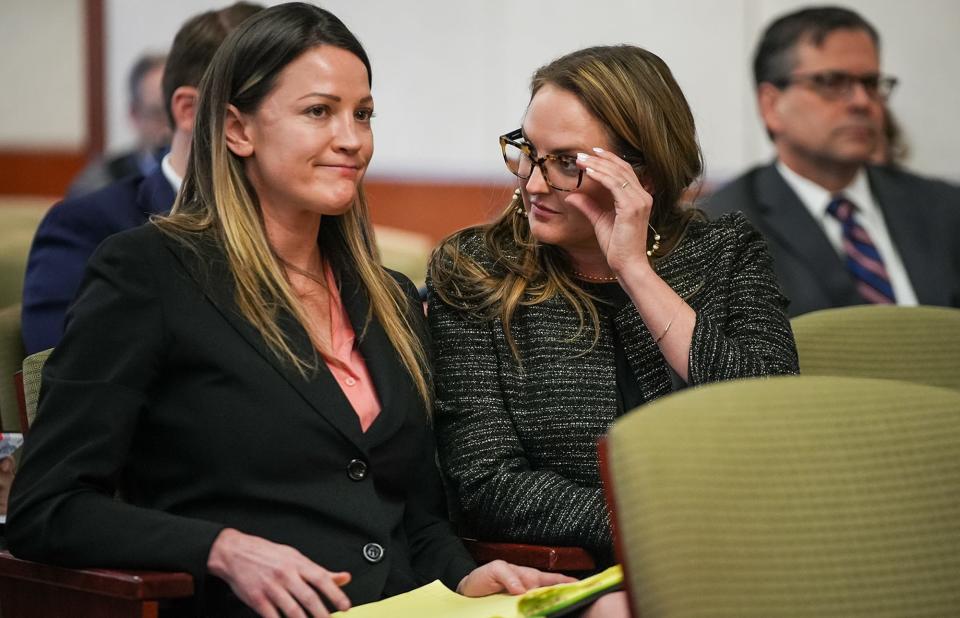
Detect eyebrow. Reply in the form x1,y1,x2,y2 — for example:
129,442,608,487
297,92,374,104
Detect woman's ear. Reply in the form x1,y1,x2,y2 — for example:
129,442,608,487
637,168,656,195
169,86,199,135
224,104,254,157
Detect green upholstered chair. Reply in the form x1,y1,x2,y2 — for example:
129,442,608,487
0,203,47,308
0,304,25,431
791,305,960,391
373,225,432,290
20,348,52,430
603,375,960,618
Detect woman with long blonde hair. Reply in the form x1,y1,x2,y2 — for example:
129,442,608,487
429,45,798,570
9,4,569,616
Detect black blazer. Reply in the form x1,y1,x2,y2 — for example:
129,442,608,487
703,162,960,316
8,224,474,616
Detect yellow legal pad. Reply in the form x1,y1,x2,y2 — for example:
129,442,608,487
332,565,622,618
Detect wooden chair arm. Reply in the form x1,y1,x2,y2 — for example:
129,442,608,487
0,550,194,617
462,539,596,573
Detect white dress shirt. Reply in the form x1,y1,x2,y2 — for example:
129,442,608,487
776,161,918,305
160,153,183,193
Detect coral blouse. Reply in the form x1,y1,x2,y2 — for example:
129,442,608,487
322,266,381,432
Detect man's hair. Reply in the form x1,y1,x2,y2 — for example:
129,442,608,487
753,6,880,88
128,53,166,112
161,2,264,127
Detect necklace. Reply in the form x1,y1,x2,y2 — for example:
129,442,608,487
572,270,618,282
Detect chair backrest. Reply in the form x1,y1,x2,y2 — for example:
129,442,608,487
0,202,48,308
0,304,25,431
373,225,432,289
21,348,52,429
605,375,960,618
791,305,960,391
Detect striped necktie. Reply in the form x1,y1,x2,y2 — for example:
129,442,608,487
826,196,896,304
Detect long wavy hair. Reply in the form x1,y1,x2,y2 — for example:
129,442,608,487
154,3,432,408
430,45,704,361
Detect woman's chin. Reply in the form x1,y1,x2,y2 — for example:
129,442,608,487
315,188,358,216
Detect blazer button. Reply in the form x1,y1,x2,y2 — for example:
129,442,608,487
362,542,384,564
347,458,368,481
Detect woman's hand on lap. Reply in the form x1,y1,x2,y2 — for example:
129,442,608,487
207,528,351,618
456,559,575,597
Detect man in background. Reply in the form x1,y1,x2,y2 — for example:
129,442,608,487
21,2,263,354
704,6,960,317
66,53,170,198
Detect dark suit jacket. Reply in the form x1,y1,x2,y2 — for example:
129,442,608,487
8,225,474,616
428,213,798,564
66,149,159,199
703,162,960,316
21,167,176,354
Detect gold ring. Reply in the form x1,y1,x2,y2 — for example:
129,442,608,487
620,181,629,189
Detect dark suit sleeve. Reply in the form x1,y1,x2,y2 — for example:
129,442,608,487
8,229,224,580
388,270,476,589
427,269,612,558
403,424,476,590
21,197,118,354
688,213,799,383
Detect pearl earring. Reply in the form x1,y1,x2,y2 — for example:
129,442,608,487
646,224,661,257
513,188,524,215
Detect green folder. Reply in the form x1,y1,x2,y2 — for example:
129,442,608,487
332,564,622,618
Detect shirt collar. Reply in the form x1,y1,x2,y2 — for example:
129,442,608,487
160,152,183,192
775,160,875,219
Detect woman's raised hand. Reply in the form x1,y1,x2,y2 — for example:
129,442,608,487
566,148,654,274
207,528,352,618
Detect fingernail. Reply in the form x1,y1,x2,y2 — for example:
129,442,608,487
592,147,605,154
576,152,589,161
586,167,594,174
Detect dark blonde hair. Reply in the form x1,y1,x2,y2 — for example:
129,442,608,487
430,45,703,361
155,3,431,408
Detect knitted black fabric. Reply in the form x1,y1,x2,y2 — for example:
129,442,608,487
428,212,799,563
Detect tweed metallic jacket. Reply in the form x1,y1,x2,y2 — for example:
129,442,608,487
427,212,799,562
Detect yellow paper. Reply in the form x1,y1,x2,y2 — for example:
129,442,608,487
332,565,623,618
331,580,520,618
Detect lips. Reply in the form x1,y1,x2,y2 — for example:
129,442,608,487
320,163,361,170
530,201,559,214
318,163,363,179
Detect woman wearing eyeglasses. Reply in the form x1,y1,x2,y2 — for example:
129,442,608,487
8,5,573,616
427,45,799,568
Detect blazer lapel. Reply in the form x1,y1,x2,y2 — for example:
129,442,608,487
753,164,859,306
162,236,368,452
336,266,409,445
868,167,949,305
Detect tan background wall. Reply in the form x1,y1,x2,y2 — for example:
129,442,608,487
1,0,958,242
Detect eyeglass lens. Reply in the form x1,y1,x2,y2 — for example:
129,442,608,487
502,142,581,191
801,72,897,99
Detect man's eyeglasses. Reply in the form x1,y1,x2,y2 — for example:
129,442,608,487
499,129,644,192
772,71,898,101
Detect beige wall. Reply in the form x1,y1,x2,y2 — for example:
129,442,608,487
0,1,85,149
104,0,960,183
1,1,958,182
